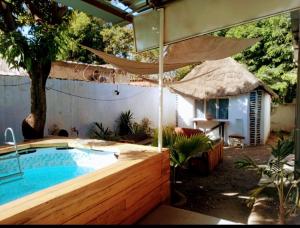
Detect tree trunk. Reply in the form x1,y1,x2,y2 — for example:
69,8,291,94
22,62,50,140
279,203,286,224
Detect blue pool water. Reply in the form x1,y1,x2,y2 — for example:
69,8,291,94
0,147,118,205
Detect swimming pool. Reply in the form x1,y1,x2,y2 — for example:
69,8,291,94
0,147,118,205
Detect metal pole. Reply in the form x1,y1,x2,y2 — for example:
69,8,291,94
158,8,164,152
295,32,300,179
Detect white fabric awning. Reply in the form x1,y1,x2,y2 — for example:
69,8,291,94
83,35,260,75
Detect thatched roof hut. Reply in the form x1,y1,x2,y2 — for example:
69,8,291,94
169,57,277,99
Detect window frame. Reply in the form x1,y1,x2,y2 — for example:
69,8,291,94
195,98,229,120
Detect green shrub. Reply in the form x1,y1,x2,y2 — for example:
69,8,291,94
88,122,118,141
172,134,212,168
235,136,298,224
117,110,134,136
152,126,212,168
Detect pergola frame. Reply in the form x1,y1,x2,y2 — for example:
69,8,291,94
57,0,300,176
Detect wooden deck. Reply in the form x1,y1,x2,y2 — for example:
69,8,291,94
0,138,170,224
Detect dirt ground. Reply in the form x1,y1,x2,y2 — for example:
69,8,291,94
173,136,278,224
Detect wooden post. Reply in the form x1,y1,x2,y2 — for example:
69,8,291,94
158,8,164,152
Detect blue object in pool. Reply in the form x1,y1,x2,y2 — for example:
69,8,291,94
0,147,118,205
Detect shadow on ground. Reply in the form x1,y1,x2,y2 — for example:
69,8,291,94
173,144,272,224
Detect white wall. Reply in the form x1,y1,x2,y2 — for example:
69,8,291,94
227,94,250,145
0,75,177,144
262,93,271,144
176,95,195,128
176,94,250,145
0,76,30,144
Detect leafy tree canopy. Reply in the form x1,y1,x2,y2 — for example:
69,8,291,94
0,0,71,75
59,12,158,64
175,14,297,103
214,14,297,103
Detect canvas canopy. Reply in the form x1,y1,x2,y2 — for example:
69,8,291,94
82,35,260,75
169,57,277,99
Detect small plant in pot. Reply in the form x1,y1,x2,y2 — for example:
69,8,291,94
152,126,212,206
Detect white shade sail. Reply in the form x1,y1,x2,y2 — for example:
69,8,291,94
83,35,260,75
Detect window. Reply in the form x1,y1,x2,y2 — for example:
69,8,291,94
195,100,205,118
218,99,229,119
206,99,217,119
195,98,229,120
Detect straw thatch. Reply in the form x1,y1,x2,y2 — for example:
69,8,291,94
169,57,277,99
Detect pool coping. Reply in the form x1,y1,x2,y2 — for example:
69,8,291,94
0,137,169,224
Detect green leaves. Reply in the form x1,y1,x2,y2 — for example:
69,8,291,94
89,122,113,140
152,127,212,168
101,25,134,58
235,136,298,222
117,110,134,136
271,136,294,160
215,14,296,103
172,134,212,168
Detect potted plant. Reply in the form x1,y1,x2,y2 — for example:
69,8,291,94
235,136,299,224
152,126,212,206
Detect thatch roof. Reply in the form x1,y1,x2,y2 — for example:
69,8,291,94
169,57,277,99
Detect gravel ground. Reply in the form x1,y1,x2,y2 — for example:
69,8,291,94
173,144,273,224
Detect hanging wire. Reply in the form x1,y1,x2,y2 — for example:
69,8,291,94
46,86,148,102
0,79,149,101
0,81,31,87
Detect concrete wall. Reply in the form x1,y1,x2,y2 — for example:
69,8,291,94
0,75,177,144
271,102,295,132
176,95,195,128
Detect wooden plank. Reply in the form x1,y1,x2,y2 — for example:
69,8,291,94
160,180,171,204
26,158,162,224
64,163,162,224
0,140,169,225
87,200,127,224
120,186,162,224
0,154,162,224
86,176,163,224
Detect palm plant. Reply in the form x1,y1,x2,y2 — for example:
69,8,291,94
172,134,212,168
152,127,212,186
89,122,117,141
235,136,298,224
117,110,134,136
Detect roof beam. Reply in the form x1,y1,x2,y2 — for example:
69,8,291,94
82,0,133,23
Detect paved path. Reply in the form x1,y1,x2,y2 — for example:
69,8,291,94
139,205,242,224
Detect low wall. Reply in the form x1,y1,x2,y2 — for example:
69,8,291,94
271,103,295,132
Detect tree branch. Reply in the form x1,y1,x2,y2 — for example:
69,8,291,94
0,0,17,32
0,20,7,32
24,0,44,24
50,1,68,25
24,0,68,25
